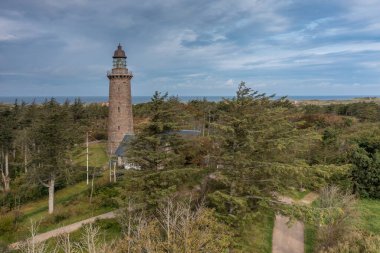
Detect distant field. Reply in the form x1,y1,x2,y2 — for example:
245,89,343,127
294,97,380,106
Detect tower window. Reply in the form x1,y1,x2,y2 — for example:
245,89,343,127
118,126,120,130
118,107,120,112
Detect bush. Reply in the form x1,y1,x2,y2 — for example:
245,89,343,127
313,186,358,252
94,185,120,208
321,231,380,253
350,138,380,198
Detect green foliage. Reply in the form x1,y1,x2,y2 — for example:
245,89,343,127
0,108,16,150
94,184,120,208
127,92,187,170
350,129,380,198
304,102,380,122
119,168,207,209
30,99,74,182
207,191,250,225
202,84,299,210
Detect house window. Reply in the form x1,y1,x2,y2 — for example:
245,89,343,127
118,107,120,113
118,126,120,130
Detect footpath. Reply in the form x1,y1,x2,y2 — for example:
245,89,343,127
9,211,116,250
272,192,318,253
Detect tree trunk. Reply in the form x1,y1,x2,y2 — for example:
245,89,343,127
48,177,55,214
3,151,10,192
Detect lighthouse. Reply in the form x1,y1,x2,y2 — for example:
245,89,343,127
107,44,134,156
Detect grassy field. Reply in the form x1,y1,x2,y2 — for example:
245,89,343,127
358,198,380,234
0,178,113,244
74,141,108,167
294,97,380,106
0,142,110,245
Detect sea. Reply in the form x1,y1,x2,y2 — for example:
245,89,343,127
0,95,379,105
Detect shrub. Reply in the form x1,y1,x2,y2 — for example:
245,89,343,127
321,231,380,253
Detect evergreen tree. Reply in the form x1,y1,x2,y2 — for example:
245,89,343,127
30,99,74,214
208,82,320,216
0,108,16,192
127,92,185,170
351,132,380,198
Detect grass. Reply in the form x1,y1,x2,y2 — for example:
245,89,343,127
74,142,108,168
239,211,275,253
284,188,311,201
357,198,380,234
304,224,317,253
0,179,114,244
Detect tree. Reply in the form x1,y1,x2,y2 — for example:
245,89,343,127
211,82,316,191
30,99,74,214
350,133,380,198
0,107,16,192
127,92,186,170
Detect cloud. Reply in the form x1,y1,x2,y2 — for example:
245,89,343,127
0,16,43,41
0,0,380,96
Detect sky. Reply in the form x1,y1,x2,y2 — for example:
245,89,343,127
0,0,380,97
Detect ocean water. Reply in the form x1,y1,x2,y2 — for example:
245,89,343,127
0,95,379,105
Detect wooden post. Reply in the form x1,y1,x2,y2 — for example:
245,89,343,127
109,160,112,183
113,162,117,183
90,167,95,204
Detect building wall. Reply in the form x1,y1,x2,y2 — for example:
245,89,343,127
107,69,133,155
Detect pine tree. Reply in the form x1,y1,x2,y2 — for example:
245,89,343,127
127,92,185,170
209,82,320,211
30,99,74,214
0,107,16,192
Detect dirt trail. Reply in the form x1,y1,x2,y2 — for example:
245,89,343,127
272,192,318,253
9,211,116,250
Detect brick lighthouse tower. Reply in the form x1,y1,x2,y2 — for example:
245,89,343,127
107,44,134,155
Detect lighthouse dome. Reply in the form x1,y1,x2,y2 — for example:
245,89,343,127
113,44,127,58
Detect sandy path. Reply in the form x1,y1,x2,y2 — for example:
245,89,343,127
272,192,318,253
9,211,116,250
272,215,304,253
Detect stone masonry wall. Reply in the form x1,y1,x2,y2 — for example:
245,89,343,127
107,69,133,155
